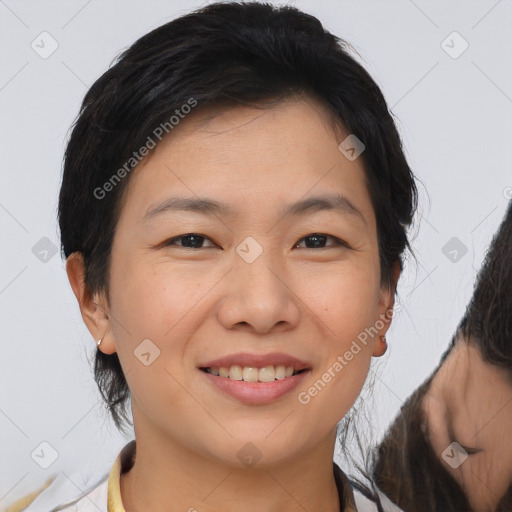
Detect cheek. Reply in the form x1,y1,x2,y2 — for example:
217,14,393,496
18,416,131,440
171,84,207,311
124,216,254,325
296,339,372,432
460,455,508,512
296,272,379,421
108,262,202,406
478,421,512,503
110,257,197,339
310,263,381,339
111,266,202,422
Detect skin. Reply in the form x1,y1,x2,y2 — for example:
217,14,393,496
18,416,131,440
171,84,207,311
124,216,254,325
422,337,512,512
66,96,399,512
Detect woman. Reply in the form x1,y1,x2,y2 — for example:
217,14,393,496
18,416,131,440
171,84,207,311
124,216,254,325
6,2,416,511
372,199,512,511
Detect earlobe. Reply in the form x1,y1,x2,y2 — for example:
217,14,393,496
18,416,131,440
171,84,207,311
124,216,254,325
65,252,115,353
372,334,388,357
372,260,401,358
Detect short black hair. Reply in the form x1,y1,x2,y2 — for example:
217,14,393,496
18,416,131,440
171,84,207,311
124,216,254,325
58,0,418,433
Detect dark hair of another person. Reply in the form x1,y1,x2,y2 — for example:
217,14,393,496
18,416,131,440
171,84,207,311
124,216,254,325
371,199,512,511
58,1,418,474
370,359,475,512
459,199,512,374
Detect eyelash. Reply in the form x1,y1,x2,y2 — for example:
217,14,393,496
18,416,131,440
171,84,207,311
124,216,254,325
163,233,350,250
457,444,481,455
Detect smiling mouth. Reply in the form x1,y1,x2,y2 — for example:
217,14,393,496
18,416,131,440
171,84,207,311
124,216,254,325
199,366,309,383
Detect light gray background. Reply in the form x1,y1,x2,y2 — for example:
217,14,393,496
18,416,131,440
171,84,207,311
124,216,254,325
1,0,511,507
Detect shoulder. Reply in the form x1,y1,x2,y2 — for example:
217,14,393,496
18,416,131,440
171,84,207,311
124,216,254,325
2,477,55,512
3,472,109,512
48,476,108,512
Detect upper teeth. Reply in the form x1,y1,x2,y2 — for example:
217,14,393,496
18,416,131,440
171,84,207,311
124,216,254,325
204,365,298,382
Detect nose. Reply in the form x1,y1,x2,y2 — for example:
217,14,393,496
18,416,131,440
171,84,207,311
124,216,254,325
216,249,301,334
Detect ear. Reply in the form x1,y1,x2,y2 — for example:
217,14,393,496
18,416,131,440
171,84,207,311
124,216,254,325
372,259,401,357
65,252,117,354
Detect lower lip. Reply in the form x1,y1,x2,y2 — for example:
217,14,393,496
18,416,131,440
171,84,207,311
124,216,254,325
199,369,310,405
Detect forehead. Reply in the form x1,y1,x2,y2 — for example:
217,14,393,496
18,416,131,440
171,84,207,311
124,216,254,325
121,97,375,226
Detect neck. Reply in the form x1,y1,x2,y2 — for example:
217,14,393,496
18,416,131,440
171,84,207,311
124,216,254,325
120,407,341,512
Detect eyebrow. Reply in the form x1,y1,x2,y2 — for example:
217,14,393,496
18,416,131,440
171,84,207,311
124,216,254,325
142,193,366,225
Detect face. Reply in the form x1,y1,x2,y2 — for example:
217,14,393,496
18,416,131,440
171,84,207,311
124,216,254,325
79,97,395,469
422,339,512,511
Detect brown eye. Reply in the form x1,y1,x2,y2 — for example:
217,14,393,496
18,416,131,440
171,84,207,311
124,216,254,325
295,233,349,249
165,233,216,249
